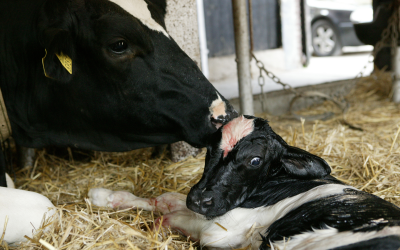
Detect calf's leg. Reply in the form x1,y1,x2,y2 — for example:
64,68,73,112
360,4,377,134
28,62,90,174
88,188,186,214
88,188,251,249
88,189,209,240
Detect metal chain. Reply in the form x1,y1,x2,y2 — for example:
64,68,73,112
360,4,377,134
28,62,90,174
250,0,399,124
254,2,400,98
353,2,399,81
252,53,299,95
374,2,399,58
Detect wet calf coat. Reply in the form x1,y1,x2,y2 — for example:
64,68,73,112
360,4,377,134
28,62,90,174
185,115,400,249
90,116,400,249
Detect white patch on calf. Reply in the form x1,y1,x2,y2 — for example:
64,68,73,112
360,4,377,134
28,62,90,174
0,187,55,244
220,116,254,157
271,225,400,250
109,0,169,37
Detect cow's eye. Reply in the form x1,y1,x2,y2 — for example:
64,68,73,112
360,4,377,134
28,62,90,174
249,157,261,167
109,40,128,54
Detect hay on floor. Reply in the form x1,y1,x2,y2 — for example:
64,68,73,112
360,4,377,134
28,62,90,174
6,72,400,250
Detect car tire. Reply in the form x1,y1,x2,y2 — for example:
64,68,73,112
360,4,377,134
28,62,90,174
312,19,342,57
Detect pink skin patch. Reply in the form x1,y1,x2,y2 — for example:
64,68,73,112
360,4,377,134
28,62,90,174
220,116,254,157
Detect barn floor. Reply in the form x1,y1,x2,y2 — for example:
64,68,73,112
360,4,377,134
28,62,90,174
7,72,400,250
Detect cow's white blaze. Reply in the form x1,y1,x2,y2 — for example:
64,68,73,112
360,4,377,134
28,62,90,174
271,225,400,250
220,116,254,157
109,0,169,37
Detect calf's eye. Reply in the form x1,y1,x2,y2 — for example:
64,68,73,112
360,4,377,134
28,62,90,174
109,40,128,54
249,157,261,167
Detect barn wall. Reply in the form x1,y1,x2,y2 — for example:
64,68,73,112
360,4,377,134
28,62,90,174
164,1,203,162
165,0,201,67
203,0,280,58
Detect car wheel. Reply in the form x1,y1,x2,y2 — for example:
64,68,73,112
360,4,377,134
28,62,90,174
312,19,342,56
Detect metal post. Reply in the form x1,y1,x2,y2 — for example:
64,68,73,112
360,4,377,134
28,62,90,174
393,47,400,103
281,0,303,70
196,0,209,78
232,0,254,115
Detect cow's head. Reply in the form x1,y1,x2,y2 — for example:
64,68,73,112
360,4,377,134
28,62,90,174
33,0,237,150
186,116,331,218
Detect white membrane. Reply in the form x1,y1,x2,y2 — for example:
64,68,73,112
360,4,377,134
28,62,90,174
109,0,169,37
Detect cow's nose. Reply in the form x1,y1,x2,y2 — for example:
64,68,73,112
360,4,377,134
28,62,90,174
209,95,238,129
211,103,238,129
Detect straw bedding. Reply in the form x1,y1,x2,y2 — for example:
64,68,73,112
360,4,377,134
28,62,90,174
4,72,400,250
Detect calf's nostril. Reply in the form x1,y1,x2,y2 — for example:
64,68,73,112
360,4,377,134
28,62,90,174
202,197,213,206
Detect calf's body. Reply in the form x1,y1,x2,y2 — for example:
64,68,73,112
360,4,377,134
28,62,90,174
91,116,400,249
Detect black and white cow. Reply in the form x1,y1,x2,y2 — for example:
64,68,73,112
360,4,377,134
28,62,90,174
0,0,238,243
0,0,236,186
91,116,400,249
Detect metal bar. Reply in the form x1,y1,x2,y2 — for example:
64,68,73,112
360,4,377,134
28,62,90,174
196,0,209,78
232,0,254,115
393,46,400,102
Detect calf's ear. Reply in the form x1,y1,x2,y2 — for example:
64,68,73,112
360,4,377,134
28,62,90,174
41,28,75,83
281,146,331,178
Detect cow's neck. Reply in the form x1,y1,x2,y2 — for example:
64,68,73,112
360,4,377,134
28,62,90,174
0,0,47,142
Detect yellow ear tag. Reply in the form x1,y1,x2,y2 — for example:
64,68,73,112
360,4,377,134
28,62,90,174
42,49,52,78
55,52,73,74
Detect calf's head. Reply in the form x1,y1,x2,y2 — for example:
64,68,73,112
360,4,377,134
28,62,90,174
27,0,237,150
187,116,331,218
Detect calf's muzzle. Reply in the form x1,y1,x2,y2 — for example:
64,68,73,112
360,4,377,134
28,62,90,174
186,188,216,215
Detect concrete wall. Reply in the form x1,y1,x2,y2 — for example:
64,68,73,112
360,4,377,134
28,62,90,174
165,0,201,66
164,0,203,161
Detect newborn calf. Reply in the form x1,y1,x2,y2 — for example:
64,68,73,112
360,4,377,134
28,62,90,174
90,116,400,250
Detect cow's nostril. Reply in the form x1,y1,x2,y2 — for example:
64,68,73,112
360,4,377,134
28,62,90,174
211,116,224,129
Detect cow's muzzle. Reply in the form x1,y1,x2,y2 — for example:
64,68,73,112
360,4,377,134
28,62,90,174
210,98,238,129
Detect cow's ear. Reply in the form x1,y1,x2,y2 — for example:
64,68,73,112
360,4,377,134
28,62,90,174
150,0,167,15
147,0,167,23
41,28,75,83
281,146,331,178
